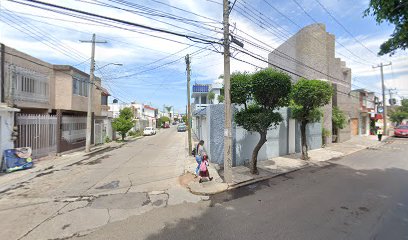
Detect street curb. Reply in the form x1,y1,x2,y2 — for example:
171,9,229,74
187,139,390,196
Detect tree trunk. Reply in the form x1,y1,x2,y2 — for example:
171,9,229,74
250,131,267,174
300,121,309,160
121,132,125,141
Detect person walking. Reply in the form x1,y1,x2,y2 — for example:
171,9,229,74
199,154,213,183
195,140,205,176
377,127,383,141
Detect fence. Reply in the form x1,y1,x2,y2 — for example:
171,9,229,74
61,115,87,143
16,114,57,158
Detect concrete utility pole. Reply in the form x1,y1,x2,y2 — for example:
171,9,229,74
373,62,392,135
223,0,233,183
185,54,192,154
80,34,107,153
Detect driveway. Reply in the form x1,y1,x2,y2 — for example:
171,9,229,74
0,127,204,240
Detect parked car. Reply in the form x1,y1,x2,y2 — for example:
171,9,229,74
143,127,156,136
163,123,170,128
394,125,408,137
177,124,187,132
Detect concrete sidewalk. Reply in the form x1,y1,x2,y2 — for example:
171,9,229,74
186,135,388,195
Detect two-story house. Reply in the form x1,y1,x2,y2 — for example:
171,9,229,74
0,43,111,158
143,105,157,127
191,82,222,140
350,89,377,136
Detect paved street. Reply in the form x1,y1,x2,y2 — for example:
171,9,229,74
0,127,205,240
75,137,408,240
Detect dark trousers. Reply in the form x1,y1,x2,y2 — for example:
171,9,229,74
378,134,382,141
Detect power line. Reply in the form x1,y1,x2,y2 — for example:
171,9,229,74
314,0,380,58
291,0,376,65
9,0,223,46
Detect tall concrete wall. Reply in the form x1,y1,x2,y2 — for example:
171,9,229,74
268,23,352,143
205,104,321,166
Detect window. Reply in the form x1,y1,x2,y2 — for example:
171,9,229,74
101,95,108,105
73,77,89,97
18,75,48,96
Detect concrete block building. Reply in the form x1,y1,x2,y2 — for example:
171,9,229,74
268,23,352,143
0,43,112,158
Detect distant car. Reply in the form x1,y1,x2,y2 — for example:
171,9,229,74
394,125,408,137
143,127,156,136
172,122,178,125
164,123,170,128
177,124,187,132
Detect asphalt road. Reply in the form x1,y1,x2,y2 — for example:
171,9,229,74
78,137,408,240
0,126,194,240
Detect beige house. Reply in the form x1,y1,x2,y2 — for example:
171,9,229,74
2,44,54,114
0,43,111,157
53,65,105,116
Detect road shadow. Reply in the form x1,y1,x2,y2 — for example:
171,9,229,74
143,164,408,240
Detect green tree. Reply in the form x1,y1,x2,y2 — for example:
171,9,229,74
112,107,135,140
290,79,333,160
165,106,172,113
158,116,170,128
332,106,347,133
231,71,252,109
182,115,187,123
389,99,408,125
217,94,224,103
233,69,292,174
364,0,408,55
208,91,215,104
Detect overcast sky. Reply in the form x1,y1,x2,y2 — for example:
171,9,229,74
1,0,407,113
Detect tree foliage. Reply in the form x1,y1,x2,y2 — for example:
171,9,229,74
112,107,135,140
208,91,215,104
332,106,347,130
290,79,333,160
232,69,292,174
158,116,170,128
165,106,172,113
364,0,408,55
389,99,408,125
217,94,224,103
231,71,252,108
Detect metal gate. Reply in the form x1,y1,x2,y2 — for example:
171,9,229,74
94,120,103,145
16,114,57,158
61,115,87,143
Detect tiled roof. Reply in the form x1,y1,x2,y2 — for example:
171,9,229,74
192,84,209,93
144,105,156,110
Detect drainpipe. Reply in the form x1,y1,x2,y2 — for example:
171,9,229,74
1,43,4,103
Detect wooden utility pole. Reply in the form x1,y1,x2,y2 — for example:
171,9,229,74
186,54,192,154
223,0,233,183
80,34,107,153
373,62,392,135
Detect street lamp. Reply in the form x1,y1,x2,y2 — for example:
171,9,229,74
96,63,123,71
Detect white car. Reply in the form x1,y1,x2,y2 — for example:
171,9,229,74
143,127,156,136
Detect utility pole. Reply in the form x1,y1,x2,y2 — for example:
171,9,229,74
223,0,233,183
185,54,192,154
80,34,107,153
373,62,392,135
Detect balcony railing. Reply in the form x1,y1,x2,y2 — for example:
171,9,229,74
12,66,49,104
